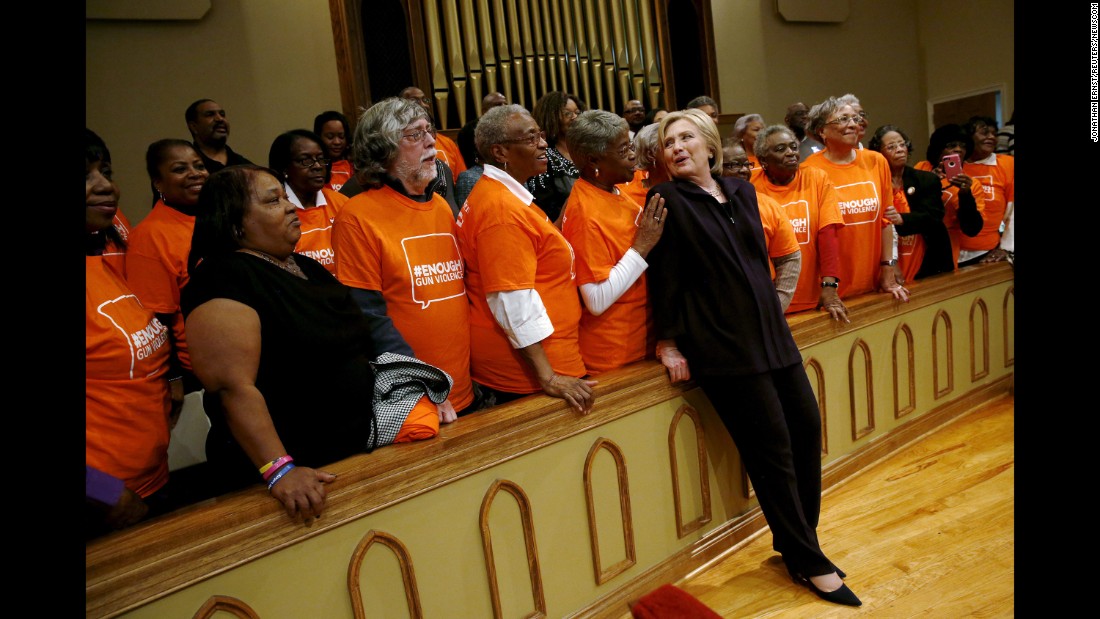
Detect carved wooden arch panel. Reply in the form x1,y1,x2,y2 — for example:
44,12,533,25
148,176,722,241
969,298,990,382
583,438,637,585
804,358,828,457
668,404,712,538
847,338,875,441
480,479,546,619
892,323,917,419
1003,285,1015,367
933,309,954,399
192,595,261,619
347,530,423,619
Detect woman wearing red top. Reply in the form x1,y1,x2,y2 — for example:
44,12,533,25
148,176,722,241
752,126,848,321
803,97,908,302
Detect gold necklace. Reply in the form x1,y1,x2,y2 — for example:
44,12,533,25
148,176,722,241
238,248,307,279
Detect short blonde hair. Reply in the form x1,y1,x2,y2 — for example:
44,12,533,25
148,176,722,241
657,108,723,175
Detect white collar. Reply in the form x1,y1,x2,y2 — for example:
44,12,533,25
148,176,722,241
284,183,328,210
483,164,536,205
971,152,998,165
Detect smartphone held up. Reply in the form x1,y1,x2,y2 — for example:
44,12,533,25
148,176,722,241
942,153,962,181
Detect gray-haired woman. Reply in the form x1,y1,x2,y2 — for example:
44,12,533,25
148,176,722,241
620,123,671,206
456,104,597,414
731,112,765,175
559,110,666,375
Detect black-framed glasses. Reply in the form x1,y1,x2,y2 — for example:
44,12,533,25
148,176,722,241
502,131,546,147
292,156,330,169
825,115,861,127
723,160,754,170
617,142,637,158
401,126,437,143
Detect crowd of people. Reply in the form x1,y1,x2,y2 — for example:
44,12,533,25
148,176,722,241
88,87,1015,607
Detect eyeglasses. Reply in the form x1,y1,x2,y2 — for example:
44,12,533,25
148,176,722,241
292,156,331,168
401,126,437,143
882,142,908,153
723,160,754,170
624,107,645,114
617,142,637,158
561,109,579,121
825,115,861,127
502,131,546,147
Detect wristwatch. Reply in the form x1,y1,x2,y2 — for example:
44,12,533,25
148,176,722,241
880,259,898,266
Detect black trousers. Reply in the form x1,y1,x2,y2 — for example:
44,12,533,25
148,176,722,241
699,363,834,577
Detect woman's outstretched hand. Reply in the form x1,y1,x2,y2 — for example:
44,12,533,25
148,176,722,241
657,340,691,384
632,192,667,258
269,465,337,525
540,373,599,415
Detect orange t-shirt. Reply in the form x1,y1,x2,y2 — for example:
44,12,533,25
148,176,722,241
617,169,650,207
960,154,1013,252
435,133,467,178
757,192,800,260
913,161,986,268
892,188,924,283
294,187,348,276
327,159,354,192
802,150,893,298
103,210,131,278
333,185,473,410
751,167,845,314
561,178,651,374
456,170,586,393
86,256,171,498
124,200,195,370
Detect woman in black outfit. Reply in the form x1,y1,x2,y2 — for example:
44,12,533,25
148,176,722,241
646,109,861,607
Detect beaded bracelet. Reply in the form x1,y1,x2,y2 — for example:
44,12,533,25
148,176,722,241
267,463,296,491
260,455,294,481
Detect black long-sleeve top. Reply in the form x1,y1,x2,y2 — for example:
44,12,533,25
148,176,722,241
898,166,954,279
645,175,802,376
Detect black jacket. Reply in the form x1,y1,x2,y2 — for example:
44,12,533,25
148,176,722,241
899,166,954,279
646,176,801,376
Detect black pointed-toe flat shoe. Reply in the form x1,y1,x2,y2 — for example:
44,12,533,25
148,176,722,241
799,577,862,607
782,557,846,580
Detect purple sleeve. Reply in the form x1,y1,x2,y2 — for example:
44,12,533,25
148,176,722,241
86,465,125,506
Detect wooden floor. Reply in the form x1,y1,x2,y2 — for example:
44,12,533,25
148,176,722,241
620,392,1014,618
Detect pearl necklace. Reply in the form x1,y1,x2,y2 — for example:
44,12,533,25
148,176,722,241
238,248,307,279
